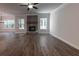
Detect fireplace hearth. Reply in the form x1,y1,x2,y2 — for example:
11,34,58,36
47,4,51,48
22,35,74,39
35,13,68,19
29,26,36,31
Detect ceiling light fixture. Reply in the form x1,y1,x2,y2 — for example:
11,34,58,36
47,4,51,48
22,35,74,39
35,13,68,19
28,4,33,8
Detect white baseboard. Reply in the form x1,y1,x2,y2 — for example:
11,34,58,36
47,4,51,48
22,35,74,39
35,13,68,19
50,33,79,50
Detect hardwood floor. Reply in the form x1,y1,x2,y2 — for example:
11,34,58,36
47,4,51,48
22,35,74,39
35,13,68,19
0,32,79,56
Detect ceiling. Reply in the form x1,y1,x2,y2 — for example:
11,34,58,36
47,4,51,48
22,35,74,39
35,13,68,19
33,3,62,13
0,3,62,15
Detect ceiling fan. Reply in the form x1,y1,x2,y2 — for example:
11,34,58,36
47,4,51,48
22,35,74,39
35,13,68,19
20,3,39,11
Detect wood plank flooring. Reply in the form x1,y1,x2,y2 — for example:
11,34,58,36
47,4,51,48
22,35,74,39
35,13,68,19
0,32,79,56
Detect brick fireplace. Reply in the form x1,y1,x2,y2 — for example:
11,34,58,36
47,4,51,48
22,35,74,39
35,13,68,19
27,15,38,33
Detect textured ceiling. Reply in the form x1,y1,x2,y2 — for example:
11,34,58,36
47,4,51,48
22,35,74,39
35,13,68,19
0,3,62,15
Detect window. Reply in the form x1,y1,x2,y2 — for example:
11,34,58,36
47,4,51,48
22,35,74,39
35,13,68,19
40,18,47,29
4,20,15,29
19,18,24,29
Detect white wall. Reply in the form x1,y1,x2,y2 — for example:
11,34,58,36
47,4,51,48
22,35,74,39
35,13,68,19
50,3,79,50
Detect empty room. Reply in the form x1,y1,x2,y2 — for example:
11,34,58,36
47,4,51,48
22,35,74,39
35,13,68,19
0,3,79,56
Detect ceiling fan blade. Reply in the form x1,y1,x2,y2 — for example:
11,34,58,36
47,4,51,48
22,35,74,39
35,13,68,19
33,6,38,9
33,3,39,5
